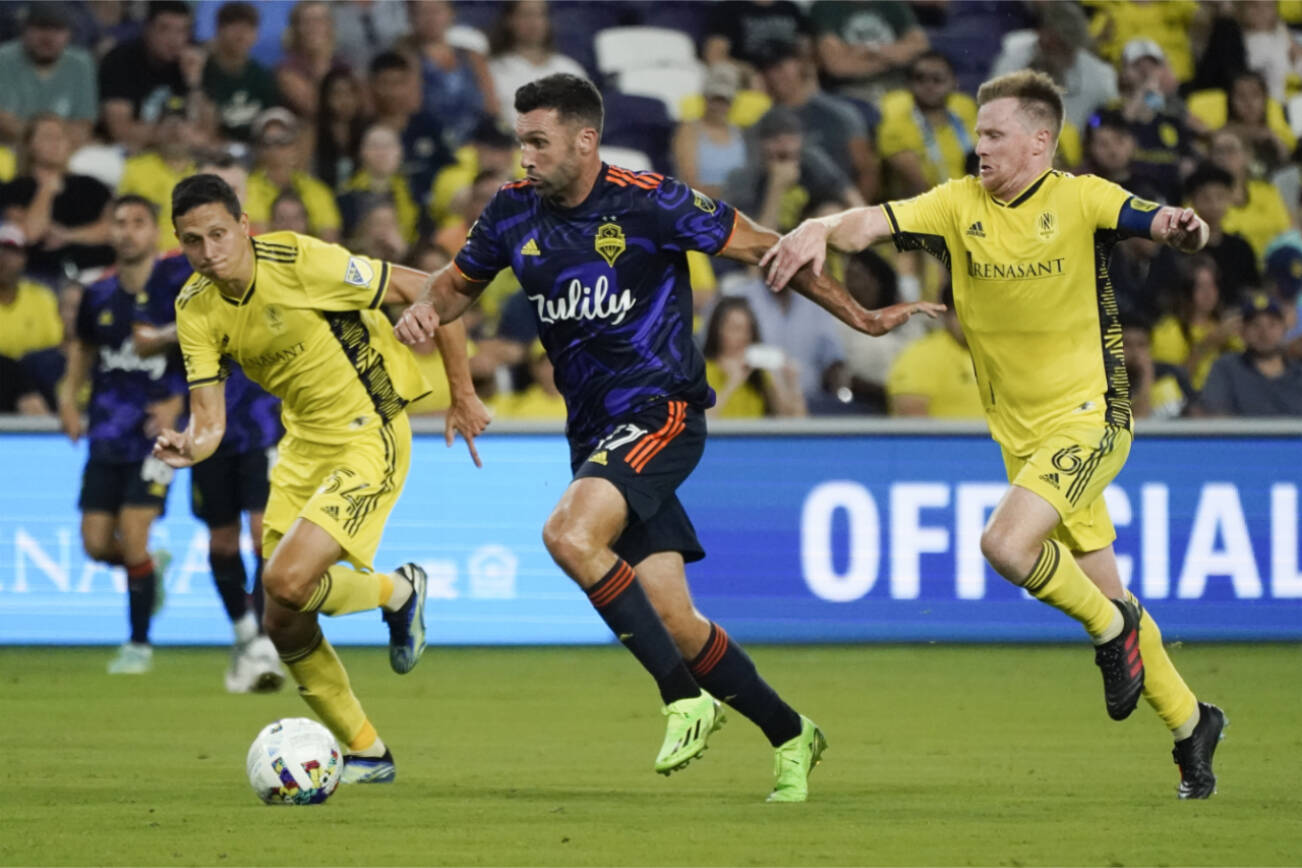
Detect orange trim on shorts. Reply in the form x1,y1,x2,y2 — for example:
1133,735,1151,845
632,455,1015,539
625,401,686,473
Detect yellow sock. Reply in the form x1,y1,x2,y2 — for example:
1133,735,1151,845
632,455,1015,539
279,629,372,748
299,566,392,615
1127,592,1199,732
1022,540,1118,638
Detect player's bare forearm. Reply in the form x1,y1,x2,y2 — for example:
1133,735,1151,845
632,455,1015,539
395,264,484,345
432,317,477,400
154,383,225,468
758,206,891,290
131,322,177,357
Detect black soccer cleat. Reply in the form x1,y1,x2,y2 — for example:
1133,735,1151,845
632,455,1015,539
1093,598,1145,720
1173,702,1227,799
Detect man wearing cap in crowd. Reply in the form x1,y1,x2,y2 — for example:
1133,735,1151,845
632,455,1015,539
1106,37,1196,205
244,107,341,242
0,221,63,407
990,1,1117,130
118,95,203,252
0,1,97,150
1197,292,1302,416
755,40,877,202
723,106,862,233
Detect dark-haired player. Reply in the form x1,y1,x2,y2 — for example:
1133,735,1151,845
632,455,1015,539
153,173,490,783
395,73,939,802
56,195,187,674
133,158,286,694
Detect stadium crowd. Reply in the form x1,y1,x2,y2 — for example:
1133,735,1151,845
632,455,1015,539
2,0,1302,422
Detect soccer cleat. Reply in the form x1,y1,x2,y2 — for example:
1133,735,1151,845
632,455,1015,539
654,692,725,775
107,642,153,675
340,748,396,784
766,716,828,803
225,636,286,693
150,549,171,616
1093,598,1144,720
382,563,428,674
1173,702,1227,799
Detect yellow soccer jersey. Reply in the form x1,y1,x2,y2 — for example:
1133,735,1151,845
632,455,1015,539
883,170,1144,454
175,231,429,444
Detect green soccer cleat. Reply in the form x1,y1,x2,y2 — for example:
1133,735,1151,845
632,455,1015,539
766,716,827,803
654,692,725,775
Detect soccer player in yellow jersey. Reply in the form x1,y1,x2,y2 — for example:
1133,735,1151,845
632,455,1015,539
763,70,1227,799
152,174,491,784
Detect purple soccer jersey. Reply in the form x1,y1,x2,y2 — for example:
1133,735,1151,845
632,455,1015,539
134,253,283,455
455,165,737,450
77,260,189,462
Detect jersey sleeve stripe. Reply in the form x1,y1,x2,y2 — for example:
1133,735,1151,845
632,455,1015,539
369,261,391,309
189,376,221,388
882,203,901,234
720,210,740,252
453,261,492,284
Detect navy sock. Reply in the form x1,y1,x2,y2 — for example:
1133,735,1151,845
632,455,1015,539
126,559,155,645
689,622,801,747
209,552,250,622
252,553,266,630
586,559,699,705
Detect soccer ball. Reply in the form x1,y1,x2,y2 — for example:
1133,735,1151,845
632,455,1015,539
246,718,342,805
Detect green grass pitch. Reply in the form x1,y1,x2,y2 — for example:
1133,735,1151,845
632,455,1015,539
2,643,1299,866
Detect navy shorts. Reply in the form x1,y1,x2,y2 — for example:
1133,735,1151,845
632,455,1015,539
191,445,273,527
78,456,172,514
571,399,706,565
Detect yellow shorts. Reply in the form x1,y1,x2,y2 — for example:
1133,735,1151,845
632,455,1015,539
1001,421,1132,553
262,413,411,570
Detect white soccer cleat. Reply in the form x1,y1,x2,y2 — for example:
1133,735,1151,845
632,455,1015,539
226,636,286,693
107,642,153,675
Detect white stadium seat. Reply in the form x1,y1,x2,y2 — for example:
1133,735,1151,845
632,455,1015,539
595,26,697,76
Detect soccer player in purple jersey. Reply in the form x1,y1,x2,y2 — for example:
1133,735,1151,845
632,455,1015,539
56,195,188,675
132,166,287,694
395,74,942,801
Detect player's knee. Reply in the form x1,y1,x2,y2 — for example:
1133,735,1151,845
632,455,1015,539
261,561,317,611
980,527,1023,582
541,517,592,572
81,537,114,563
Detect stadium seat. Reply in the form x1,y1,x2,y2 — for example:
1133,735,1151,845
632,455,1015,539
617,66,705,120
1287,94,1302,137
595,26,697,76
599,145,654,172
601,90,675,172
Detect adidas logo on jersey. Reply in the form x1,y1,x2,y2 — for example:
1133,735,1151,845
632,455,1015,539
521,238,541,256
1038,472,1060,488
966,221,986,237
322,505,340,520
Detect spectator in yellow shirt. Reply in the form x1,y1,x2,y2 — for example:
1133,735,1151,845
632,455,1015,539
1211,127,1291,266
338,124,419,245
0,222,62,407
117,95,199,251
887,285,983,418
702,296,805,419
243,107,341,242
877,50,974,196
1151,255,1244,390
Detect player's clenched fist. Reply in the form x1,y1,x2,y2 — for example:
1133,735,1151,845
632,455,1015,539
153,428,194,468
394,301,440,345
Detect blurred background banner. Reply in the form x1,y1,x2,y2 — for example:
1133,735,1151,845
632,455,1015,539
2,421,1299,645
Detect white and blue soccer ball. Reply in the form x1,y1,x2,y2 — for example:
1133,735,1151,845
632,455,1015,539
246,718,342,805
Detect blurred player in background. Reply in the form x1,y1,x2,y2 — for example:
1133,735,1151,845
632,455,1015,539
396,74,939,802
154,174,490,784
133,156,285,694
56,195,187,675
763,70,1226,799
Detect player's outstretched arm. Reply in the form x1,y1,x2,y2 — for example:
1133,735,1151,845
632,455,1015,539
759,205,892,289
56,338,95,443
1150,206,1210,254
393,264,485,345
131,321,178,357
721,210,944,337
153,382,226,469
433,317,492,468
